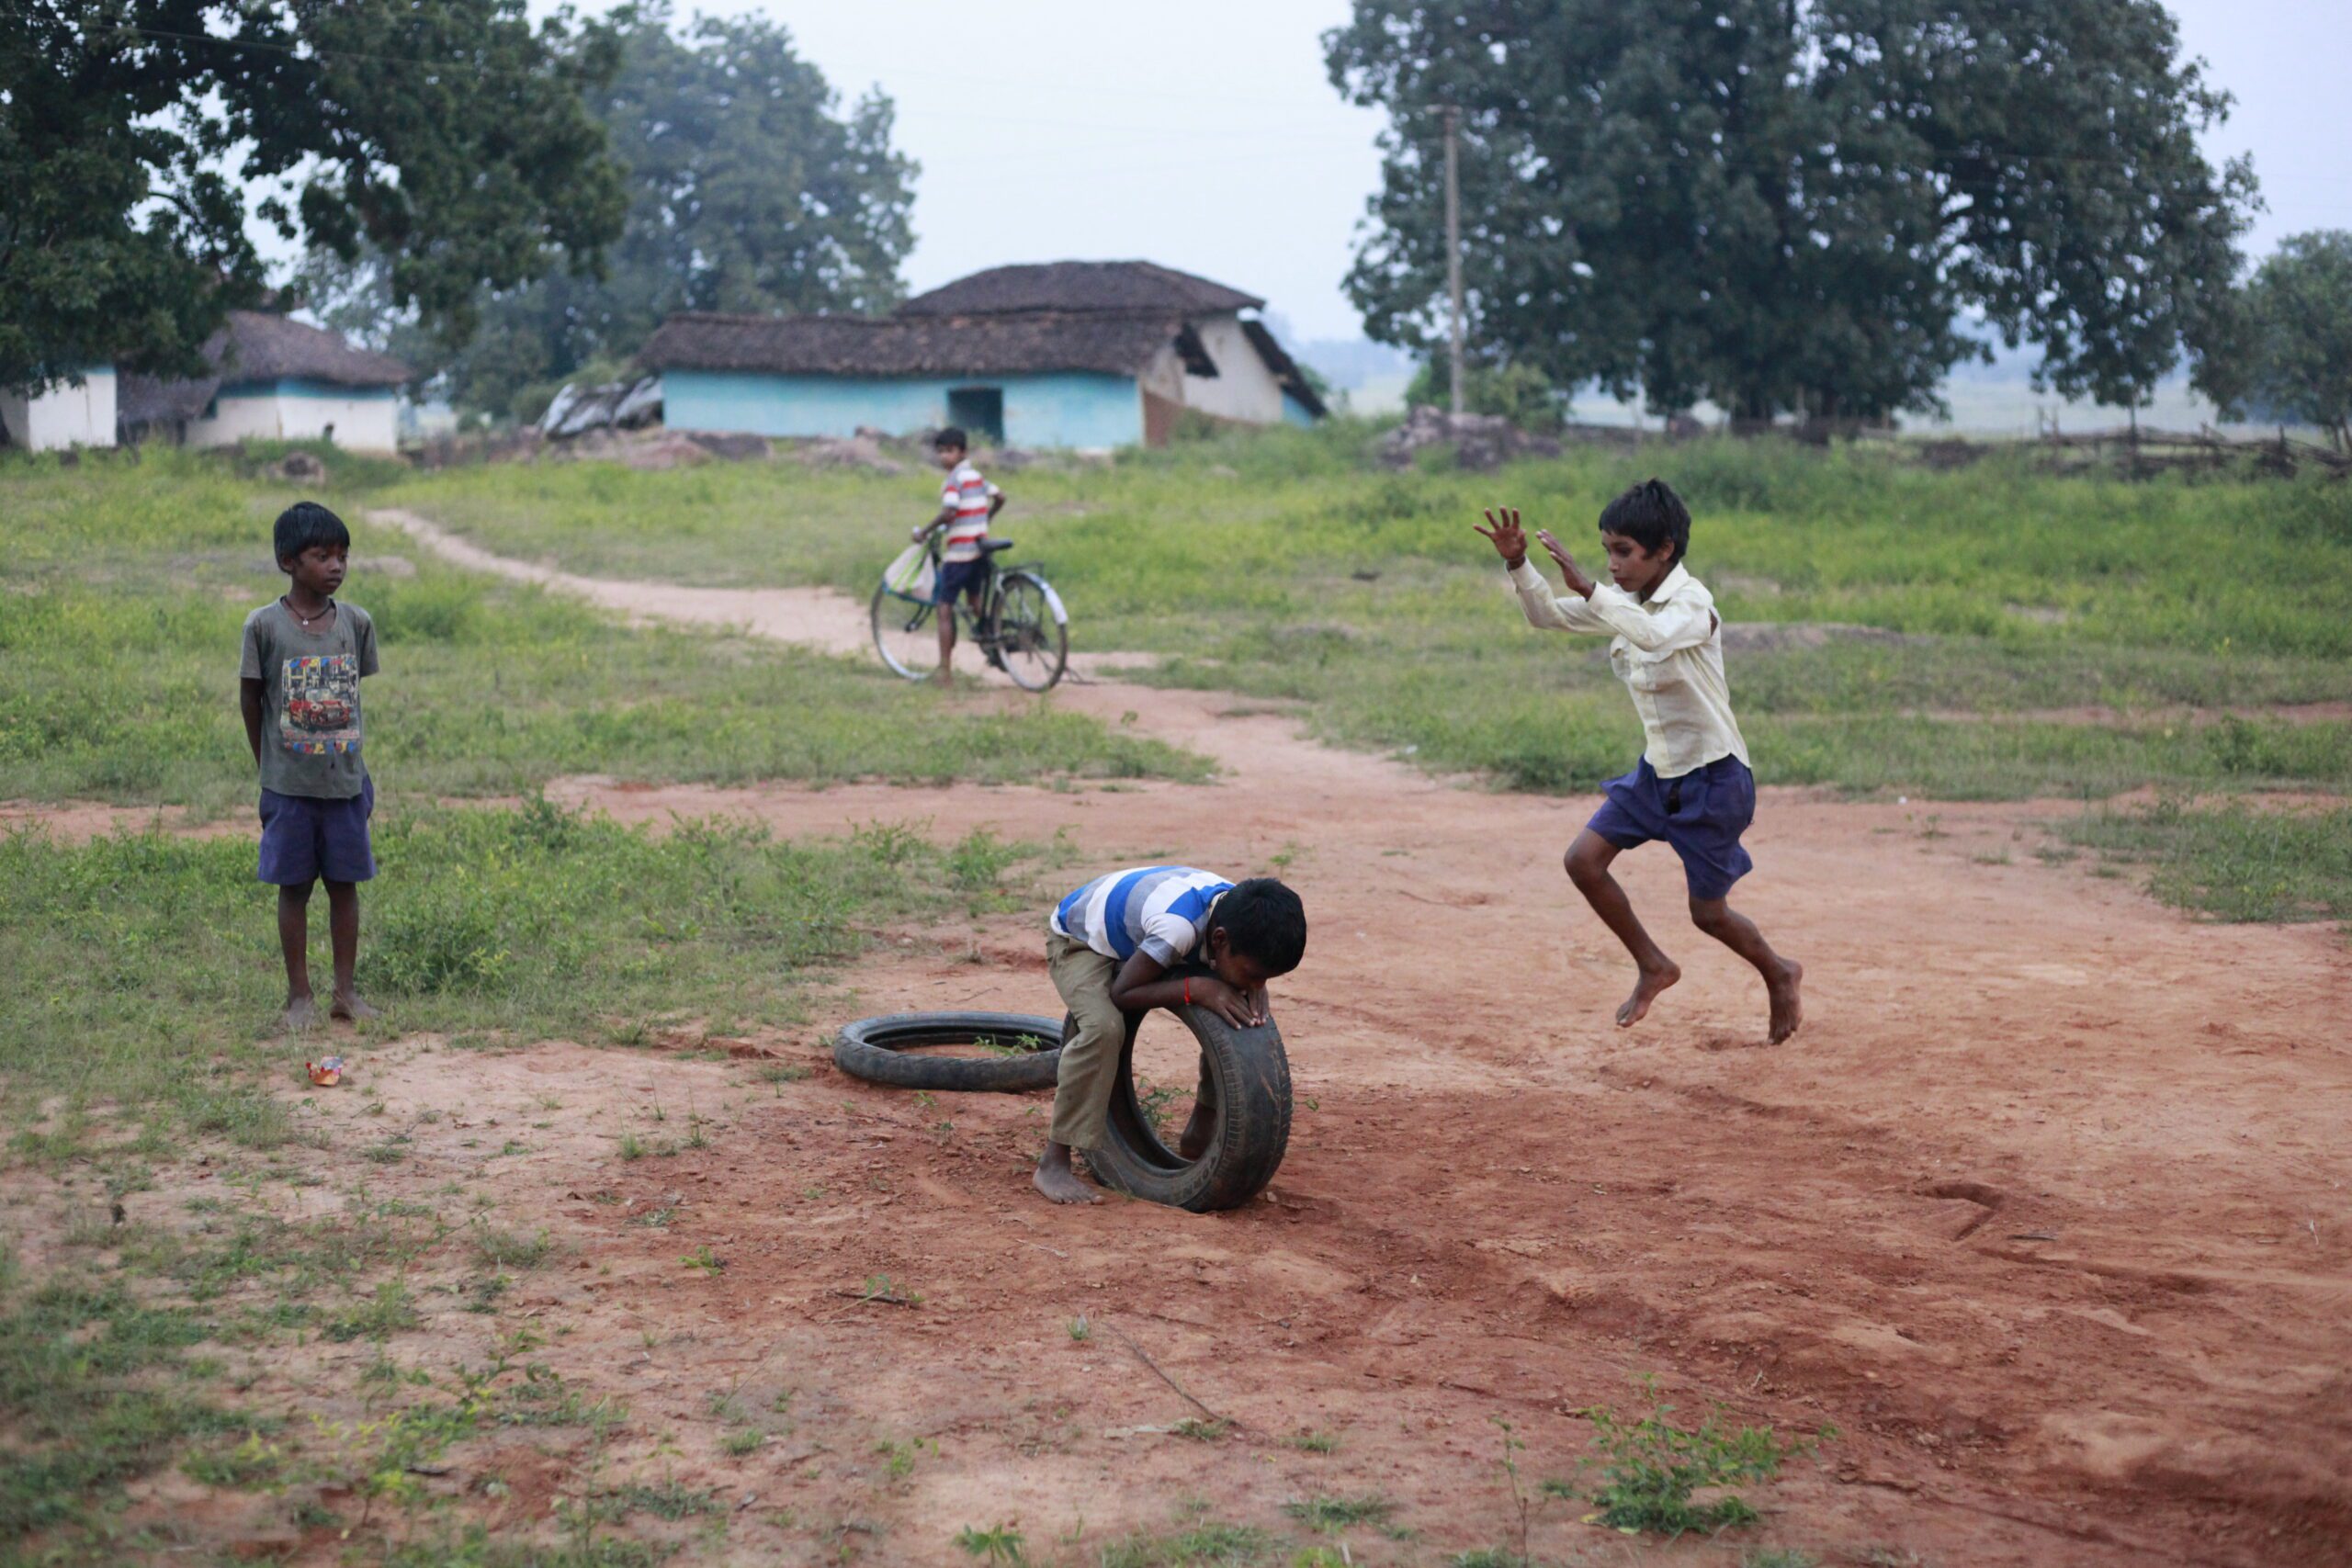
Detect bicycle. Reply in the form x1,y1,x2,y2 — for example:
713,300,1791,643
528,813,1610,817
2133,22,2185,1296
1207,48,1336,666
870,525,1069,691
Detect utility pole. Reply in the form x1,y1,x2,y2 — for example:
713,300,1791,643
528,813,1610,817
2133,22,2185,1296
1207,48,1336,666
1442,103,1465,421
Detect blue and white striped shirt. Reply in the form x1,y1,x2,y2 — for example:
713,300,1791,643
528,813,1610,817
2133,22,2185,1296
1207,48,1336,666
1052,865,1234,965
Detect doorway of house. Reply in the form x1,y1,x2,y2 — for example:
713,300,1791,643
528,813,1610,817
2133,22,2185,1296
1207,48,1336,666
946,386,1004,446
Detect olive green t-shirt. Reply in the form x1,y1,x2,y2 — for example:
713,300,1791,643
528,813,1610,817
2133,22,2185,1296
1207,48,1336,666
239,600,379,799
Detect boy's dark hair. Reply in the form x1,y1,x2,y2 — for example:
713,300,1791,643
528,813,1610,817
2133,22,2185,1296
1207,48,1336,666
933,426,968,452
274,502,350,567
1209,877,1307,975
1597,478,1691,566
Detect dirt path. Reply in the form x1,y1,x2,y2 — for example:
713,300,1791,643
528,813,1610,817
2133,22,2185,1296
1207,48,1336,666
243,512,2345,1562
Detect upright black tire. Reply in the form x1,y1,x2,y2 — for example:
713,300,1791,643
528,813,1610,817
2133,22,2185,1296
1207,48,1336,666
833,1010,1062,1093
1085,1001,1293,1213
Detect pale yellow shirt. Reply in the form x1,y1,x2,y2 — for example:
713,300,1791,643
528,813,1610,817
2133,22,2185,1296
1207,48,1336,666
1506,558,1750,778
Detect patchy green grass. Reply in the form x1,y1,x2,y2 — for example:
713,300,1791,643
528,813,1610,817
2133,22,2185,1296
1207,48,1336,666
387,422,2352,795
1281,1493,1394,1531
0,796,1039,1154
1095,1517,1278,1568
0,449,1199,813
2060,801,2352,924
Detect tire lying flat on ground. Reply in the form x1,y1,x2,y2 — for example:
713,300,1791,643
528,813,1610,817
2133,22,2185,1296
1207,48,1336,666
1083,999,1293,1213
832,1010,1062,1093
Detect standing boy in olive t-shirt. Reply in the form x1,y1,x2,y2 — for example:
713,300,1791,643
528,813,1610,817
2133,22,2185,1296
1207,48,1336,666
239,502,381,1032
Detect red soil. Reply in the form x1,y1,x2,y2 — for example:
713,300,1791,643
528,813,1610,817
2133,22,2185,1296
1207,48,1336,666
77,513,2352,1563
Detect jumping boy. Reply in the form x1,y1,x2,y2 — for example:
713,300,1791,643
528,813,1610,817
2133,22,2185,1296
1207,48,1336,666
239,502,381,1032
1475,480,1803,1043
913,426,1007,685
1036,869,1307,1204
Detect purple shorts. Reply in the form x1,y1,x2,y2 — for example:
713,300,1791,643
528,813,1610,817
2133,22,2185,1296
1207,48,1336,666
1587,754,1755,900
258,776,376,886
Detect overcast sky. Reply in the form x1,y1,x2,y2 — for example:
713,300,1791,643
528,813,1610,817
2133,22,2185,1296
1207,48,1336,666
548,0,2346,344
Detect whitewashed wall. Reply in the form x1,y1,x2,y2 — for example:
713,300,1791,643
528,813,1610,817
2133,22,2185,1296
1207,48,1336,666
0,369,118,450
1181,313,1285,424
187,389,400,452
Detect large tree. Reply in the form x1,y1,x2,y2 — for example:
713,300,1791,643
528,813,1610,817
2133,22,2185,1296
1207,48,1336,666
2209,231,2352,451
0,1,627,396
1326,0,2258,421
310,4,918,418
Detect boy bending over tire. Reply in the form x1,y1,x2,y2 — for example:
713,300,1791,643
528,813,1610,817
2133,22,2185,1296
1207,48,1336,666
1038,869,1306,1205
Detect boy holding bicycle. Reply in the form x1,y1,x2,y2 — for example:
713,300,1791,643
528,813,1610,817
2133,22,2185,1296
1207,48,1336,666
914,426,1007,685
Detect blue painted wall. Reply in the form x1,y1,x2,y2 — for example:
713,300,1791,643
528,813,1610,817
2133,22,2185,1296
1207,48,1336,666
663,370,1142,449
1282,391,1318,428
219,378,397,401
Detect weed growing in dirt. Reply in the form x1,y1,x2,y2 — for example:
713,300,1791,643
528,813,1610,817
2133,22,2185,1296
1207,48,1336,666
1097,1518,1275,1568
1282,1429,1339,1453
954,1521,1028,1563
471,1223,552,1269
875,1435,935,1480
720,1427,763,1455
601,1481,724,1521
178,1430,286,1490
1571,1376,1828,1537
1172,1416,1230,1442
1067,1314,1091,1341
680,1246,725,1275
858,1273,922,1306
1282,1493,1393,1530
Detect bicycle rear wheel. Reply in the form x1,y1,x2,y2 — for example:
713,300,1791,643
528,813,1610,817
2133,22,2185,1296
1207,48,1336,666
994,570,1069,692
871,581,940,681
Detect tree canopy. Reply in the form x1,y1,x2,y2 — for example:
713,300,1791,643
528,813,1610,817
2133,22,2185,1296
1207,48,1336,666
0,0,627,395
2209,231,2352,451
1325,0,2258,421
304,4,918,419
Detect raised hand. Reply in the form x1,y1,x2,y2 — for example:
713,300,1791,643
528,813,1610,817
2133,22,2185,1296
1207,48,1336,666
1474,506,1529,568
1535,528,1598,598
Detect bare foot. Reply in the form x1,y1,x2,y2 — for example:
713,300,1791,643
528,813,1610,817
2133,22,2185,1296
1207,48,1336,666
331,992,380,1022
1616,959,1680,1028
1767,957,1804,1043
282,996,322,1033
1034,1160,1101,1205
1177,1103,1217,1161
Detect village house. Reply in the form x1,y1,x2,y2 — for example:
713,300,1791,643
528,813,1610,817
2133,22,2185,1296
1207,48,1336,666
119,311,410,453
641,261,1325,449
0,367,118,452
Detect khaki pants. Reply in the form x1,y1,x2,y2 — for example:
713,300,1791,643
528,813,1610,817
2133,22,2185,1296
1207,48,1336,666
1046,930,1125,1150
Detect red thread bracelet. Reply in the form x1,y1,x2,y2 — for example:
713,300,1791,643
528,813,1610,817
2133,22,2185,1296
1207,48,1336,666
1183,976,1192,1006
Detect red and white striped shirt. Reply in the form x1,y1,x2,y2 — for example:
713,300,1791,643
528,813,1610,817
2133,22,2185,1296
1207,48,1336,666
940,461,997,562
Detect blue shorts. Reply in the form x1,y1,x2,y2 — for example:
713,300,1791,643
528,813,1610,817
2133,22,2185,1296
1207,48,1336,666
258,776,376,886
1586,755,1755,900
932,558,989,606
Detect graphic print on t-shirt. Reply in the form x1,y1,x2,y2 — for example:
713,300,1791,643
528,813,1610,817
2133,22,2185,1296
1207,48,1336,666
281,654,362,754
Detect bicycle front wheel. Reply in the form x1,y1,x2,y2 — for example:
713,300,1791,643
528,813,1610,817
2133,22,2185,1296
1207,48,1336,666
871,581,940,681
993,570,1069,692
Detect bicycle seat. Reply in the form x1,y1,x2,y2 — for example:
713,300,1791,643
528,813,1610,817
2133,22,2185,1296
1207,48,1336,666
980,538,1014,554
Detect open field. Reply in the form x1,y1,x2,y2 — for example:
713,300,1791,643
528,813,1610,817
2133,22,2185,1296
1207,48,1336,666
2,439,2348,1565
0,450,1196,816
390,426,2352,804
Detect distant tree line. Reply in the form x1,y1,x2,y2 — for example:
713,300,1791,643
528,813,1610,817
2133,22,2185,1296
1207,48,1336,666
1327,0,2262,426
